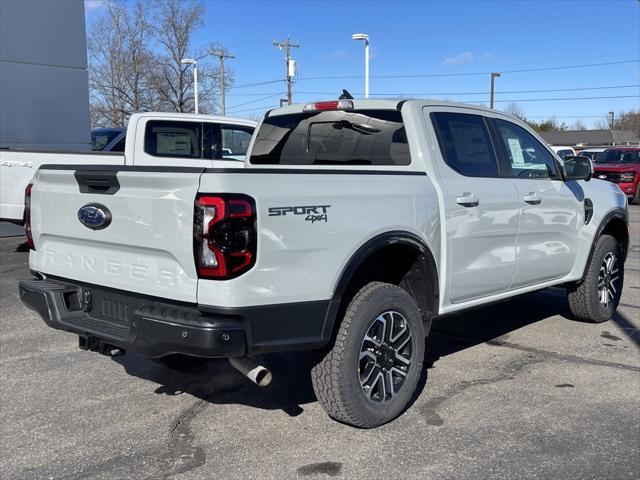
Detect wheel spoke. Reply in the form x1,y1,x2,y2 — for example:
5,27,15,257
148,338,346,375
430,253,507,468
388,313,408,343
390,366,408,378
384,371,395,398
360,350,377,363
360,361,377,386
359,310,413,403
363,370,383,399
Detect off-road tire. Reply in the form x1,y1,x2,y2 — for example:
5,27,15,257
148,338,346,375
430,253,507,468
311,282,425,428
567,234,624,323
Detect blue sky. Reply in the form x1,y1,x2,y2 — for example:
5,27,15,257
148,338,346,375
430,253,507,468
86,0,640,126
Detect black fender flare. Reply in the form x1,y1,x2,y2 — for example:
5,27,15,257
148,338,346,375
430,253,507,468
581,207,629,281
320,231,439,343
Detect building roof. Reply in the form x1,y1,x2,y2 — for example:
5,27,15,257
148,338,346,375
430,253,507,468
539,129,639,147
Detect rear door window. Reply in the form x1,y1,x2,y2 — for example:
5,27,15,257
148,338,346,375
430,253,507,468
250,110,410,165
144,120,202,159
431,112,500,177
220,125,254,160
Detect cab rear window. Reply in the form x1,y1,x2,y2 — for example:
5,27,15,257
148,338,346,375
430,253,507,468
249,110,410,166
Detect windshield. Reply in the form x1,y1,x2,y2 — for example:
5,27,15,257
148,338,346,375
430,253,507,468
250,109,409,165
91,130,123,150
595,150,640,163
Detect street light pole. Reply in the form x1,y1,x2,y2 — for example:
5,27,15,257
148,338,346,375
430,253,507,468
352,33,370,98
181,58,198,113
490,72,501,109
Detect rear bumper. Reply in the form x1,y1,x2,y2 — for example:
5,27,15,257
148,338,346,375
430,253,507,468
19,276,335,358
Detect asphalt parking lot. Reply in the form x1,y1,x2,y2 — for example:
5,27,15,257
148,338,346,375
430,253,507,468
1,207,639,480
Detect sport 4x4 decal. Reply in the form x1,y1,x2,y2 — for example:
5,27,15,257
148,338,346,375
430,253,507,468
268,205,331,223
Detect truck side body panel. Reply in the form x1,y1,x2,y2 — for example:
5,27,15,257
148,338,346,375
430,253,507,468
196,169,440,308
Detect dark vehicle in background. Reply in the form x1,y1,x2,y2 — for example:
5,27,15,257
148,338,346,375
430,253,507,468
576,148,605,162
594,147,640,204
91,128,126,152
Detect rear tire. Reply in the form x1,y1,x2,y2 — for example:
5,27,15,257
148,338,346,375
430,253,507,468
311,282,425,428
567,234,624,323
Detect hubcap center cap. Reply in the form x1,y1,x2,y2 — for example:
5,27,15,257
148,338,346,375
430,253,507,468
378,344,395,370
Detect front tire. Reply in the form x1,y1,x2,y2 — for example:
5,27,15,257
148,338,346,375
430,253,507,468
311,282,425,428
567,234,624,323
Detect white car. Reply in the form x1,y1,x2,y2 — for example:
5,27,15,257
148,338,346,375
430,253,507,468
20,99,628,427
0,113,256,222
551,145,577,159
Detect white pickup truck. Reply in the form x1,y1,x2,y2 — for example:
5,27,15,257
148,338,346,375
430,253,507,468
20,99,628,428
0,112,255,222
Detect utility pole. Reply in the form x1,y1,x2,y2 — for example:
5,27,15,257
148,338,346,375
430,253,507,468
489,72,501,109
210,49,235,115
273,37,300,105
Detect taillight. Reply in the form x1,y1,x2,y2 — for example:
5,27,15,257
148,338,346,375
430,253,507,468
194,194,257,279
24,183,35,250
303,100,354,112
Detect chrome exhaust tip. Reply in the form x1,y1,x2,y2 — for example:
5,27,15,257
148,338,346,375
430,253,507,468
229,357,272,387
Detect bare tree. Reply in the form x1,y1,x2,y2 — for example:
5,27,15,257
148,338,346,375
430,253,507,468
148,0,218,113
87,0,233,124
593,110,639,132
593,119,610,130
573,119,587,130
87,0,154,126
502,102,527,121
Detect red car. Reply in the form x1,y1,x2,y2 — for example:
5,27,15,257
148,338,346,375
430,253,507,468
593,147,640,204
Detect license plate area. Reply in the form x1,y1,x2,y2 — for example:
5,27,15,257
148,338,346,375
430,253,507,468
85,289,135,327
57,286,136,340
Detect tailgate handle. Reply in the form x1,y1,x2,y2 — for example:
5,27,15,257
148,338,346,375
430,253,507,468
74,170,120,195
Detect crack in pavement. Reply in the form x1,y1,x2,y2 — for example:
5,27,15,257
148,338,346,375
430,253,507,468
421,352,542,426
156,396,210,479
486,338,640,372
420,330,640,427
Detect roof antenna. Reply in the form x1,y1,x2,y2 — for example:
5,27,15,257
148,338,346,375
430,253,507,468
339,89,354,100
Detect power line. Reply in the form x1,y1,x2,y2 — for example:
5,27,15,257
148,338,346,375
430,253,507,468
297,59,639,80
526,115,609,119
229,79,282,90
486,94,639,104
294,84,640,97
226,104,279,115
226,92,285,111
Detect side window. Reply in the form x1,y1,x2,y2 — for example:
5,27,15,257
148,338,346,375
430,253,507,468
431,112,499,177
220,126,253,160
493,119,558,179
111,136,126,152
144,121,202,159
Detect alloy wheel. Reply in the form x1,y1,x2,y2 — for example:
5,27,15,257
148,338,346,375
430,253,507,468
359,311,412,403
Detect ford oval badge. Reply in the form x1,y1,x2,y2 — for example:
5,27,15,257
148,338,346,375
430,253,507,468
78,204,111,230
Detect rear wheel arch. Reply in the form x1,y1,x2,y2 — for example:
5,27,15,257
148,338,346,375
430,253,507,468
325,231,439,339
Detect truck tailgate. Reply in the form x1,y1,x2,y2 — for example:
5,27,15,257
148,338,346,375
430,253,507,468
29,166,204,303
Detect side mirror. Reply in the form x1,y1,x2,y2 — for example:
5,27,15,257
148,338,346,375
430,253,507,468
563,156,593,182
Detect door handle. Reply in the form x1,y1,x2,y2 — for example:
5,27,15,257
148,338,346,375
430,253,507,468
523,192,542,205
456,193,480,207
